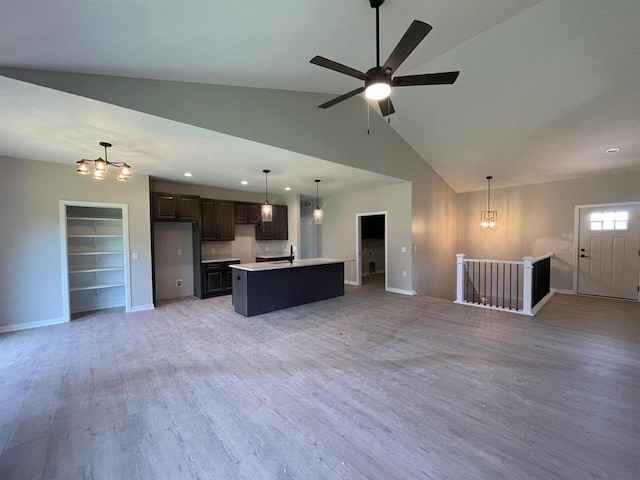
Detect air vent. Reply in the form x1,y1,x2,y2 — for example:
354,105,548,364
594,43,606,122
303,201,313,208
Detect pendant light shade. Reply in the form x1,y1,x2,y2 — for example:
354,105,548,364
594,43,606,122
313,179,323,224
261,169,272,222
76,142,133,182
481,175,497,229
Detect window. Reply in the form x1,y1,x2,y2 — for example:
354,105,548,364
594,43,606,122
590,211,628,231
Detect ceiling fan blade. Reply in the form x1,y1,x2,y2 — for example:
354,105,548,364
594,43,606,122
393,71,460,87
383,20,432,73
310,56,367,80
378,98,395,117
318,87,365,109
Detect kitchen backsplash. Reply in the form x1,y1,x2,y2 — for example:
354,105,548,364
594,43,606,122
201,224,289,263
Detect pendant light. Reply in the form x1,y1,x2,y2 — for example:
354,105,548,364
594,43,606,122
480,175,497,229
261,169,272,222
76,142,132,181
313,179,323,224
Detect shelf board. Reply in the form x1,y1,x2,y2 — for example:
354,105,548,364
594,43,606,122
68,251,123,256
68,234,123,238
69,283,125,292
67,217,122,222
69,267,124,274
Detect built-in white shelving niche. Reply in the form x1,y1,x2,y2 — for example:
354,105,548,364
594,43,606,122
60,202,131,320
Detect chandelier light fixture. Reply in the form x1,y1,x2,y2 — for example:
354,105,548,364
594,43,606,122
261,169,272,222
480,175,497,229
76,142,132,181
313,179,323,224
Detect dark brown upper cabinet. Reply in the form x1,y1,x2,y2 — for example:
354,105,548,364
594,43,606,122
235,202,262,224
255,204,288,240
201,199,235,241
152,192,199,222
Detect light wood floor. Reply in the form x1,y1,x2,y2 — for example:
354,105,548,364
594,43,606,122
1,287,638,480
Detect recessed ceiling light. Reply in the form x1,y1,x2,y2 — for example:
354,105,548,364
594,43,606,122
241,180,248,185
606,147,621,154
184,172,193,177
285,187,291,191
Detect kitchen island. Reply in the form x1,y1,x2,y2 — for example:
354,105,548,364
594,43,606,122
230,258,345,317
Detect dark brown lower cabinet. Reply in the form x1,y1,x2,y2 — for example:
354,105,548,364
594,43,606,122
201,261,240,298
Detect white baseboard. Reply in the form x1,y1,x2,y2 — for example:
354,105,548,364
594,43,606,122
453,300,531,316
531,290,555,315
130,304,155,312
386,287,416,296
344,280,358,286
551,288,574,295
0,317,67,334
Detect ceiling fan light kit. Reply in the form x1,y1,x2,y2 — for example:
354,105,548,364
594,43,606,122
310,0,459,117
364,71,391,100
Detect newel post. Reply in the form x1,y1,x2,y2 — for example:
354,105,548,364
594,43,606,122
455,253,465,303
522,256,534,316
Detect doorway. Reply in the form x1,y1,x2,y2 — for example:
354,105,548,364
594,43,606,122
576,202,640,300
59,200,132,321
356,212,387,290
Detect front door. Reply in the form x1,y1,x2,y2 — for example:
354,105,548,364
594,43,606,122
577,204,640,300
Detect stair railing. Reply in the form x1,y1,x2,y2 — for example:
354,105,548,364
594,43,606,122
455,253,554,316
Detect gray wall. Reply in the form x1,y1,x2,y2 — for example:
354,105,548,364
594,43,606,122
3,69,459,298
0,155,153,330
362,238,386,276
320,183,413,292
457,172,640,291
299,200,319,259
153,223,194,300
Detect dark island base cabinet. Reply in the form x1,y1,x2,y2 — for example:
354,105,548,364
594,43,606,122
232,262,344,317
200,261,240,298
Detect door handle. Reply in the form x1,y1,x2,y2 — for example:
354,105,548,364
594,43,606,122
580,254,588,258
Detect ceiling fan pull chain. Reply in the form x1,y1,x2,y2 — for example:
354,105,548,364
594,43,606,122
387,97,391,124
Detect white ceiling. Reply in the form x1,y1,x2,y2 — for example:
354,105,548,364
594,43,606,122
0,0,638,193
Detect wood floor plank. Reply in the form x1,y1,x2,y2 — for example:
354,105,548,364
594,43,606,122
0,289,638,479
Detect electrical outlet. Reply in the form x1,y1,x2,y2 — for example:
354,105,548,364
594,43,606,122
266,246,269,251
401,247,407,253
176,279,183,287
177,249,182,256
402,271,407,277
132,252,138,260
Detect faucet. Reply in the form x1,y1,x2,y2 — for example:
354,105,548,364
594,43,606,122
289,245,294,263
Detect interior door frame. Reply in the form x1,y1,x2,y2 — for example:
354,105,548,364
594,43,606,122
573,201,640,300
355,211,388,291
59,200,132,322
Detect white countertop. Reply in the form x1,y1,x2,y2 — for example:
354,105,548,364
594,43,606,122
201,257,241,264
230,258,346,272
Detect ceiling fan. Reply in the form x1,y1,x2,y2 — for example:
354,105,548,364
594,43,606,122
310,0,460,117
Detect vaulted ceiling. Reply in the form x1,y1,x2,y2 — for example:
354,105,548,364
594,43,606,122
1,0,638,194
